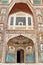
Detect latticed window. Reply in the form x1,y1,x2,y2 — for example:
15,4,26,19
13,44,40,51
10,17,14,25
8,12,33,30
16,17,26,26
28,17,31,25
33,0,41,4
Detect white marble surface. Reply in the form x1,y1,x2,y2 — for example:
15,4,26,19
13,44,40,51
0,63,43,65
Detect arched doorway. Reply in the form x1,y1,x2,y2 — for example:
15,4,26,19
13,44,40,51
6,35,35,63
17,49,24,63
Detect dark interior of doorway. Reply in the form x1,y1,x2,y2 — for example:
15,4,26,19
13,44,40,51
17,51,20,63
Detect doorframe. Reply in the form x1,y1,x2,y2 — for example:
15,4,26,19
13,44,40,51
17,49,24,63
16,47,25,63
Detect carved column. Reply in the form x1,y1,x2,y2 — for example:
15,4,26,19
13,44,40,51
2,43,7,63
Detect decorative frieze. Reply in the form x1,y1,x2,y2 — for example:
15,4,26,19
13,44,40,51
6,30,35,34
38,23,43,32
1,8,6,15
0,23,3,30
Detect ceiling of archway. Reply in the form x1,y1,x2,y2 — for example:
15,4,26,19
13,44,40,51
7,35,34,46
9,2,33,15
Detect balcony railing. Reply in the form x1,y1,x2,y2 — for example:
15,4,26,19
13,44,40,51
8,25,34,30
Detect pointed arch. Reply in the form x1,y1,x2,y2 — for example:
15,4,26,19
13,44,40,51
9,2,33,15
8,1,34,15
7,35,34,46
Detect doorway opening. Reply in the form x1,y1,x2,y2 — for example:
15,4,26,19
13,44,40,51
17,49,24,63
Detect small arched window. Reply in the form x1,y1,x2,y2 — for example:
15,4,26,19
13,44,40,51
16,17,26,26
0,0,11,4
33,0,41,5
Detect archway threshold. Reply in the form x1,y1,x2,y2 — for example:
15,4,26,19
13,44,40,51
0,63,43,65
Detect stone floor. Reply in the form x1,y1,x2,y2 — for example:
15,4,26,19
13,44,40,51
0,63,43,65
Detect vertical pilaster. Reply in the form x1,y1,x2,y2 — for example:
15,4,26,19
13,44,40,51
2,43,7,63
35,43,39,63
